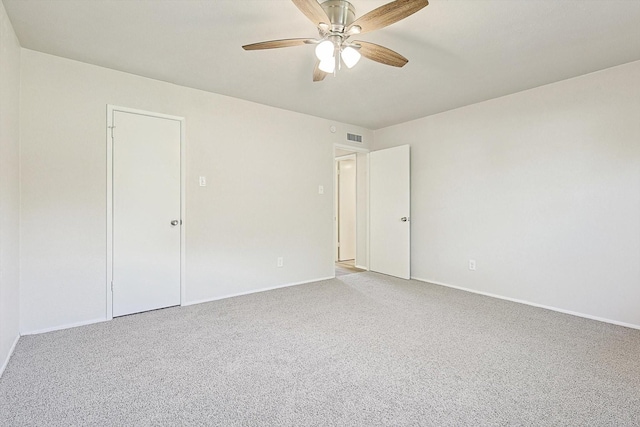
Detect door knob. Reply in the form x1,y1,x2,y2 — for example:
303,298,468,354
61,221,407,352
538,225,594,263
170,220,179,226
401,217,409,222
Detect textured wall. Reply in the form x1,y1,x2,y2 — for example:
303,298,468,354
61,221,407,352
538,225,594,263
0,0,21,373
374,61,640,327
19,49,371,333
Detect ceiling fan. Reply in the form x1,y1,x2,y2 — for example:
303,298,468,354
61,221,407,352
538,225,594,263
242,0,429,82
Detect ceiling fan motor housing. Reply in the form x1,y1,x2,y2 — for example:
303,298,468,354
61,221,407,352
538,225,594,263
321,0,356,32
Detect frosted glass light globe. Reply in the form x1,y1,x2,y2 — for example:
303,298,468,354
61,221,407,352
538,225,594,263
341,46,361,69
319,58,336,73
315,40,335,61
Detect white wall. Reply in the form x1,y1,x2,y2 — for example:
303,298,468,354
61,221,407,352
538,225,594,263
19,49,372,334
374,61,640,328
0,0,21,372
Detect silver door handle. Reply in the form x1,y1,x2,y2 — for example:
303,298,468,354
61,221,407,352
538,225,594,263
170,220,179,226
401,217,409,222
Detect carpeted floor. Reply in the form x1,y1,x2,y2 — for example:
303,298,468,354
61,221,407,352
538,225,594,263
1,272,639,426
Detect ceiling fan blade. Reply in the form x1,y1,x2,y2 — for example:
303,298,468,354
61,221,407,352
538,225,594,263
242,38,312,51
354,41,409,67
292,0,331,27
313,60,328,82
347,0,428,35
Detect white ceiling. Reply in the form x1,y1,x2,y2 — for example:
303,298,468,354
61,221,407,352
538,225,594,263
4,0,640,130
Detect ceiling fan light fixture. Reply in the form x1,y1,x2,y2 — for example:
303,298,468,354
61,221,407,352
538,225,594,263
315,40,335,61
341,46,361,68
347,25,361,35
244,0,429,82
319,57,336,73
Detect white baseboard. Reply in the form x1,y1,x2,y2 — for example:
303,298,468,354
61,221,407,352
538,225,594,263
0,335,20,378
183,276,335,307
21,317,108,336
21,277,336,335
412,277,640,331
355,265,369,271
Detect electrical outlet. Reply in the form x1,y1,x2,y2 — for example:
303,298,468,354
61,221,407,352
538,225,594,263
277,257,284,268
469,259,476,271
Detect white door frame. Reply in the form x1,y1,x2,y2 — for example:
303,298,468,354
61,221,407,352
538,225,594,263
333,143,369,271
106,105,186,320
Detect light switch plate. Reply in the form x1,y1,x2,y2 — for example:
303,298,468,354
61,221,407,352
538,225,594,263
318,185,324,195
199,176,206,187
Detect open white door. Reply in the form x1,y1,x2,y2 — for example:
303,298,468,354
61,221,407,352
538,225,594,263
369,145,410,279
112,110,181,317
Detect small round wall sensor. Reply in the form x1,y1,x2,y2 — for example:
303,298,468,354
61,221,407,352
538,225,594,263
329,126,336,133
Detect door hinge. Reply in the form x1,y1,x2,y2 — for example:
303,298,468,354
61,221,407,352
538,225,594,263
110,281,113,292
108,126,115,140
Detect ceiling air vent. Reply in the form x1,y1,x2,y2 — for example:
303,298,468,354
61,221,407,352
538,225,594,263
347,133,363,143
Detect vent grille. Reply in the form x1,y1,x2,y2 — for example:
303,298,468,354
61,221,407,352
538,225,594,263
347,133,363,143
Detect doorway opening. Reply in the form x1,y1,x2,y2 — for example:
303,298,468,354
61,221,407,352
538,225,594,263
337,154,356,262
334,144,368,277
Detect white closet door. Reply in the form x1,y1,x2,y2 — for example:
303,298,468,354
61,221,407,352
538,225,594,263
112,111,181,317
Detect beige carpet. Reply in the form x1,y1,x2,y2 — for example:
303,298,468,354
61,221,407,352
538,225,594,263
1,272,639,426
